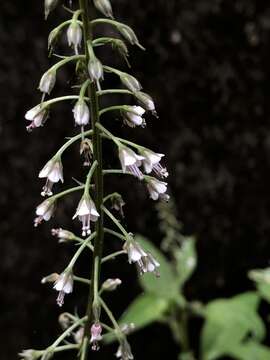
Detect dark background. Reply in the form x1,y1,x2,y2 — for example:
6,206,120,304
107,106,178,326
2,0,270,359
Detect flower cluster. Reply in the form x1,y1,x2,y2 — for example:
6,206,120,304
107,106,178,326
21,0,170,359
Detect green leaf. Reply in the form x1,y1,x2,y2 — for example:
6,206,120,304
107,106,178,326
175,236,197,287
200,292,265,360
135,235,182,301
119,293,169,330
249,268,270,303
228,340,270,360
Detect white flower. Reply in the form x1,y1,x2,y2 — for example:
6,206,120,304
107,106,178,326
73,195,99,236
67,22,82,54
25,105,47,131
93,0,113,19
119,147,145,180
73,100,90,126
122,106,145,128
124,241,147,264
120,73,142,92
74,327,84,344
115,339,134,360
90,322,103,351
34,199,55,226
39,158,63,196
124,241,160,276
141,149,168,178
135,91,156,112
146,178,169,201
88,56,104,83
19,349,37,360
39,70,56,94
53,270,74,307
138,252,160,276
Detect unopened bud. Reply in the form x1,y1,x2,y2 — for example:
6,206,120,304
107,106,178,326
41,273,59,284
121,323,135,335
48,28,60,51
39,69,56,95
120,72,142,92
118,25,145,50
93,0,114,19
111,194,125,218
58,312,73,330
44,0,59,20
51,228,75,242
134,91,156,113
102,278,122,291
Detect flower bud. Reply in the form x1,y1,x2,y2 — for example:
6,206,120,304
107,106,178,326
48,28,59,51
39,69,56,95
120,73,142,92
67,22,82,54
111,194,125,218
58,312,73,330
102,278,122,291
41,273,59,284
134,91,156,113
34,199,55,227
93,0,114,19
72,100,90,126
51,228,75,242
88,56,103,83
118,24,145,50
44,0,59,20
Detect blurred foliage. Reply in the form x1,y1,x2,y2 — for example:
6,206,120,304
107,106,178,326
119,199,270,360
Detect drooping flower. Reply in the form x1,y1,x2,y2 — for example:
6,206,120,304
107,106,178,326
73,100,90,126
119,147,145,180
117,24,144,50
90,322,103,351
73,195,99,236
67,22,82,54
122,106,146,128
146,178,169,201
88,55,104,84
80,138,93,167
115,339,134,360
93,0,114,19
119,73,142,92
34,199,55,227
53,269,74,307
124,241,147,264
140,149,168,178
25,105,48,132
124,240,160,276
39,69,56,95
39,157,63,196
111,194,125,218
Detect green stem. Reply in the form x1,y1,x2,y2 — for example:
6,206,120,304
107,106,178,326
98,297,122,334
53,344,79,353
95,122,122,146
51,316,87,348
68,232,96,268
55,130,93,157
84,160,98,195
74,275,91,285
99,104,127,116
79,1,104,359
104,227,127,241
102,206,130,238
101,250,126,263
97,89,132,96
51,185,85,201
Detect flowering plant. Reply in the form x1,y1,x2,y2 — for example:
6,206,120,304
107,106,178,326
20,0,169,359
